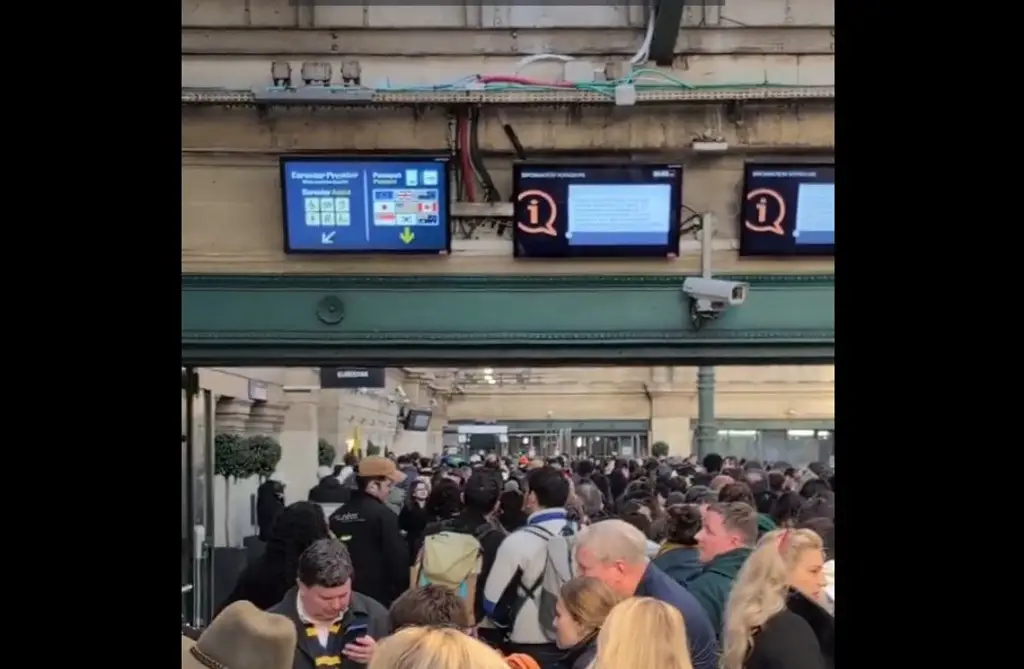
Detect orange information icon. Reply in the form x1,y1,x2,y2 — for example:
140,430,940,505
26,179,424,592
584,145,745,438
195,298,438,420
744,188,786,236
516,189,559,236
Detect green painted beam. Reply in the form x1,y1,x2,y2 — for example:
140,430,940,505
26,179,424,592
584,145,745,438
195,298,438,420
450,419,651,432
182,274,833,366
717,419,834,431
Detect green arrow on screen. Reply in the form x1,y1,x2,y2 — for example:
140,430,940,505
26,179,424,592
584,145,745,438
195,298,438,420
399,227,415,244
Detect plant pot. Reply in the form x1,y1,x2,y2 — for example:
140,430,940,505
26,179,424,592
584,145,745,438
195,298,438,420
211,546,250,611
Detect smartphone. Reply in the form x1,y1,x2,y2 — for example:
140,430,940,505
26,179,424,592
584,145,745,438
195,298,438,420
341,623,368,646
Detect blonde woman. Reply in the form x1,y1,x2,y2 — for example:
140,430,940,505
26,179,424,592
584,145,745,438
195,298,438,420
368,626,508,669
721,529,834,669
553,577,624,669
590,597,694,669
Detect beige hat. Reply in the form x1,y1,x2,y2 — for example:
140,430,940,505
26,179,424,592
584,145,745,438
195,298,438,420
358,456,405,483
181,601,296,669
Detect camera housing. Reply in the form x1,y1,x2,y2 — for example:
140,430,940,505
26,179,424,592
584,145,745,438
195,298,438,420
682,277,749,313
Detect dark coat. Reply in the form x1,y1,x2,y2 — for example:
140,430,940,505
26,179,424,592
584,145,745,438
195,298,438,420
267,587,391,669
744,590,834,669
308,477,351,505
397,502,429,562
558,633,597,669
328,490,410,607
652,544,703,588
635,563,718,669
686,547,752,637
256,481,285,542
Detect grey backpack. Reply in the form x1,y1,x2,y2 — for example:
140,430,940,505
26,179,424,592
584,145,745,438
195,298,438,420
524,522,578,642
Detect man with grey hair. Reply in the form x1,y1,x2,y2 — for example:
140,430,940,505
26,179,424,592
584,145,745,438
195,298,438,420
574,482,608,523
268,539,391,669
574,519,717,669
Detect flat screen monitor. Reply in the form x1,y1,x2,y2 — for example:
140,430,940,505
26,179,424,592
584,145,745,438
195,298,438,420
512,163,682,258
739,163,834,257
279,155,452,254
402,409,432,432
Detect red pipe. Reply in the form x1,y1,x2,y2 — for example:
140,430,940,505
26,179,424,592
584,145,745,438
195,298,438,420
477,75,574,88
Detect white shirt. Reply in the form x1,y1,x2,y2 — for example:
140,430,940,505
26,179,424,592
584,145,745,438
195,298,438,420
296,592,345,647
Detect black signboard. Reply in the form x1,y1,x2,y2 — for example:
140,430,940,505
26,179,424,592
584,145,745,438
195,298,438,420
739,163,834,257
512,163,682,258
319,367,386,389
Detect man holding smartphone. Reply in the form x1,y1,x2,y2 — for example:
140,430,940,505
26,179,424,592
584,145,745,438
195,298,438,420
268,539,392,668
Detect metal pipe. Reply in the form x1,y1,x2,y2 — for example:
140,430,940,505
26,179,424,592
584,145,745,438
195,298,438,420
697,215,716,457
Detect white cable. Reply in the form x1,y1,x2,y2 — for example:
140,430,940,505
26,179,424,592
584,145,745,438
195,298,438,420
510,3,652,77
630,9,656,65
513,53,575,75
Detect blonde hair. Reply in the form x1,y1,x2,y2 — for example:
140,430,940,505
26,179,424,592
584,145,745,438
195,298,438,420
592,597,693,669
559,577,624,636
367,627,507,669
721,529,824,669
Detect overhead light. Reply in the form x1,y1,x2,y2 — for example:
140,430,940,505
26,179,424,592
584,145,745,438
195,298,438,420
487,378,497,385
483,367,494,375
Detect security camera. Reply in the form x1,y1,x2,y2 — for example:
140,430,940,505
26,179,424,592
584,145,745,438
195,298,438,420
682,277,748,308
682,277,749,329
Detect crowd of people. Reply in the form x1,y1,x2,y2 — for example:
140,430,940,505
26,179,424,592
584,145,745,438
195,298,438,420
183,451,835,669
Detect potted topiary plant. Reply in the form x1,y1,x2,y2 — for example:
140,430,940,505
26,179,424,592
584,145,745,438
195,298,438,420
212,432,258,608
248,435,283,482
242,435,283,563
652,441,670,458
318,439,337,468
214,433,253,546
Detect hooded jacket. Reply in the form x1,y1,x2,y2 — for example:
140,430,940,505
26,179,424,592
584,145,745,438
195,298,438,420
652,543,703,586
757,514,778,538
686,547,753,637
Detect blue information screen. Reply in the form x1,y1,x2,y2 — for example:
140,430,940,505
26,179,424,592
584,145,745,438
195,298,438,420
512,163,682,258
279,156,451,254
739,163,834,257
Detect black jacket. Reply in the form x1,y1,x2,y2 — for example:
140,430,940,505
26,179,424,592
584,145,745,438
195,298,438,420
609,469,629,503
559,633,597,669
308,477,351,505
329,490,410,608
267,586,391,669
256,481,286,542
398,503,430,563
216,556,292,615
744,590,834,669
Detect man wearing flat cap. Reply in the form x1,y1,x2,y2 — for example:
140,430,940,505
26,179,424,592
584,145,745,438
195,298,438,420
181,600,296,669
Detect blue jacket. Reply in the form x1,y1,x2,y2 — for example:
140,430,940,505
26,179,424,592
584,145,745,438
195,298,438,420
635,563,718,669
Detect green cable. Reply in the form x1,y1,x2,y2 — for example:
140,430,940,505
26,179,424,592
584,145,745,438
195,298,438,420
624,68,695,89
378,77,821,95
